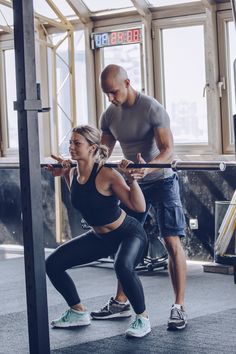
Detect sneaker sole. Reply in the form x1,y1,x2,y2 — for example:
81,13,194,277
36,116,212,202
91,310,132,320
126,328,151,338
167,322,187,330
51,320,91,328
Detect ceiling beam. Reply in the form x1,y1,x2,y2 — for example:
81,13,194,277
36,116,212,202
201,0,216,8
34,12,70,30
46,0,73,29
66,0,91,24
131,0,151,17
0,0,12,7
0,24,12,32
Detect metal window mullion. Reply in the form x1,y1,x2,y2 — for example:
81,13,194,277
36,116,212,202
83,22,96,126
36,23,51,158
141,14,154,96
52,46,63,244
68,30,77,127
0,49,7,155
217,9,236,155
204,5,222,154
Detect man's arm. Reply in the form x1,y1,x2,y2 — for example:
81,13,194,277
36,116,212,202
130,127,174,180
150,126,174,164
101,131,117,158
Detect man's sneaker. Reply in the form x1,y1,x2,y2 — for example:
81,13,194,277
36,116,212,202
51,308,91,328
125,315,151,338
90,297,132,319
167,305,187,330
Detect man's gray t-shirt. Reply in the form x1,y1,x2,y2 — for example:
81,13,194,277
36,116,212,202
100,92,173,183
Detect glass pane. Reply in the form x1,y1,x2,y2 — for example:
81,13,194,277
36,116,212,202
0,5,13,26
227,21,236,144
55,37,72,155
81,0,133,12
52,0,76,17
33,0,58,19
103,44,142,108
147,0,198,6
50,32,67,46
74,31,88,125
47,35,72,156
162,25,208,144
4,50,18,149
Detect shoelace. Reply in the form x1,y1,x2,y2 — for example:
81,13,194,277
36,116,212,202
130,317,145,329
171,307,184,320
62,309,72,322
100,298,113,312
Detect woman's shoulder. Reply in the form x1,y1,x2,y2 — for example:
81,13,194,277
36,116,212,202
98,165,120,181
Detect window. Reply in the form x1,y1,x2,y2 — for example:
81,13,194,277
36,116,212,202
47,33,71,156
102,43,142,108
0,47,18,156
81,0,134,12
74,31,88,125
218,11,236,154
162,25,207,144
47,30,88,156
153,14,220,155
226,22,236,144
4,49,17,149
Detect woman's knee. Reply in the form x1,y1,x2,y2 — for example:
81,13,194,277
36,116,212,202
114,259,133,278
45,252,61,277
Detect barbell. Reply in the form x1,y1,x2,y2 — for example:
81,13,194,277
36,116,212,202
1,160,232,171
39,160,227,171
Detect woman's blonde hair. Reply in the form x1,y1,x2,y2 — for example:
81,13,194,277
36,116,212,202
72,125,109,162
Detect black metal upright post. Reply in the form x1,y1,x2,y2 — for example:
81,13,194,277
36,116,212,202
12,0,50,352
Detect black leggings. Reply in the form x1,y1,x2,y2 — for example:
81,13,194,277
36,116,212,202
46,215,148,314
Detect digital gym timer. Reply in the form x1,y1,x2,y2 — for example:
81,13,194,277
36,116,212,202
91,28,142,49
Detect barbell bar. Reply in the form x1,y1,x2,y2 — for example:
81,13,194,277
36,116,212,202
0,160,229,171
39,160,227,171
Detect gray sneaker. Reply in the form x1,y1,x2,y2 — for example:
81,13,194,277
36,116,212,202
90,297,132,319
167,305,187,330
51,308,91,328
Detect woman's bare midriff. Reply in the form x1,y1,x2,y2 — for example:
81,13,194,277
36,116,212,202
92,209,126,234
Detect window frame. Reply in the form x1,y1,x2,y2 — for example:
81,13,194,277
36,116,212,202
152,13,222,155
0,39,18,157
217,9,235,155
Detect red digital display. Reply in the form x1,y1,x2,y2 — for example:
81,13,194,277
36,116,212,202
91,28,142,49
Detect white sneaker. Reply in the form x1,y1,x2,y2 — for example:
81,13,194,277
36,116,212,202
125,315,151,338
51,308,91,328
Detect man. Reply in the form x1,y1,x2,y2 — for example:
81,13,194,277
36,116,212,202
90,64,187,330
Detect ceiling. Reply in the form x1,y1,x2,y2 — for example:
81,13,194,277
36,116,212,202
0,0,231,32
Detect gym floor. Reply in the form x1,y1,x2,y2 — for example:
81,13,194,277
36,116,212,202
0,246,235,354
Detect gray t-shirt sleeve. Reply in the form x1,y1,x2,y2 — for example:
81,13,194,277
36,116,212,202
148,99,170,129
100,111,111,133
100,111,109,132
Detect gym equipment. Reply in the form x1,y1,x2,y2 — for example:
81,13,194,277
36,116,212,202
40,159,227,171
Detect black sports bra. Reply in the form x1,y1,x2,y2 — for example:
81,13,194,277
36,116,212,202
70,163,122,226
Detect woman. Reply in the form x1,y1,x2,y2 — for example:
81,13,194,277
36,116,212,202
46,125,151,338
